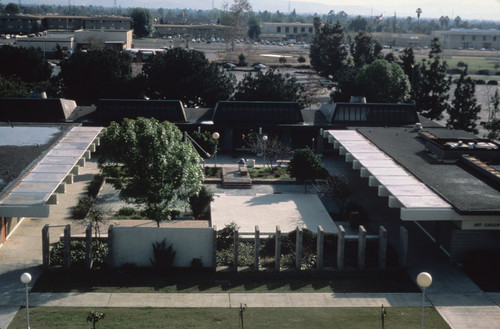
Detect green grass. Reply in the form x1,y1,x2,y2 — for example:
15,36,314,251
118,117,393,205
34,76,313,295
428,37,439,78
8,307,450,329
33,268,419,294
415,54,500,75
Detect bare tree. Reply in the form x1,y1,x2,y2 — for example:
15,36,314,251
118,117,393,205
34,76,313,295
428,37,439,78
314,175,351,219
222,0,252,51
248,134,290,170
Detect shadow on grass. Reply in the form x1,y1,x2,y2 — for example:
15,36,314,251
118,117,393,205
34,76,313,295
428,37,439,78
33,266,420,294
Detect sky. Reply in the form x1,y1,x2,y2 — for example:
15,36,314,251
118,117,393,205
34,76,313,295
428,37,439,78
285,0,500,21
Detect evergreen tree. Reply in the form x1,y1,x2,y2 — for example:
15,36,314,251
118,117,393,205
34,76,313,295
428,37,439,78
309,20,348,80
350,30,382,68
483,90,500,140
414,38,451,120
399,47,417,88
447,64,481,134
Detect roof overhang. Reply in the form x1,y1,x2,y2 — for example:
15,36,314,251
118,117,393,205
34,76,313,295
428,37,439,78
325,129,455,221
0,126,103,218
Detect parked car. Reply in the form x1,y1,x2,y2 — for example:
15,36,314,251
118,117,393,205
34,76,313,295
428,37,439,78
223,62,236,70
253,63,266,70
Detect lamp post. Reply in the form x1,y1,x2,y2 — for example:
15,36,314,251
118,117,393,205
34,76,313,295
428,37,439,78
20,272,32,329
212,132,220,167
417,272,432,329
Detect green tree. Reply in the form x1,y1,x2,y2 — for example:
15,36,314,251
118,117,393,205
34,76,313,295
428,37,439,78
297,55,306,63
58,49,135,105
355,59,411,103
288,147,324,181
348,15,368,32
0,75,30,97
247,16,261,40
350,30,383,68
309,20,348,80
439,16,450,29
399,47,417,89
233,68,305,106
4,2,20,15
416,8,422,26
143,47,234,107
447,64,481,134
414,38,450,120
454,16,462,27
483,90,500,140
0,45,51,82
190,130,219,159
98,118,204,226
130,8,154,38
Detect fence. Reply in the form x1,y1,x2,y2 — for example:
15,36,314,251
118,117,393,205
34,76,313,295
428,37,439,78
42,224,409,271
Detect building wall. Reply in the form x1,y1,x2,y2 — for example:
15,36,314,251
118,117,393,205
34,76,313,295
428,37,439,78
109,227,214,268
433,29,500,50
74,29,132,49
260,23,315,42
0,15,42,34
16,35,75,53
153,24,230,39
449,229,500,263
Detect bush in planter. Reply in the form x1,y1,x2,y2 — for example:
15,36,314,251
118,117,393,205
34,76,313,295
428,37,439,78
87,174,104,197
288,147,324,181
72,196,93,219
150,239,176,272
49,240,108,267
189,185,215,219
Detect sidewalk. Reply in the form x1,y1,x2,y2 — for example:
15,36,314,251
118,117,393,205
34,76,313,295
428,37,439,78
1,154,500,328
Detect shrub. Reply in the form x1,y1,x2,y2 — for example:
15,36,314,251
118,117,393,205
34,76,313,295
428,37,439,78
49,240,108,267
475,79,486,85
116,206,137,216
189,185,215,219
487,80,498,85
87,174,104,197
150,239,176,272
205,166,221,178
297,55,306,63
216,241,254,266
288,147,324,181
478,69,490,75
217,222,238,250
72,196,93,219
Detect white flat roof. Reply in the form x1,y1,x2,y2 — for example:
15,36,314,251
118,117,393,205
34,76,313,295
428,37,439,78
0,126,102,217
326,130,454,221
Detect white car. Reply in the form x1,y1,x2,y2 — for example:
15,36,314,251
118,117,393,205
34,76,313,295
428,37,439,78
253,63,266,70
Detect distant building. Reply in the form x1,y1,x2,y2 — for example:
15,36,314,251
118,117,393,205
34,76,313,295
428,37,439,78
74,29,133,51
433,28,500,50
0,14,131,35
260,23,315,42
16,32,75,57
153,24,230,39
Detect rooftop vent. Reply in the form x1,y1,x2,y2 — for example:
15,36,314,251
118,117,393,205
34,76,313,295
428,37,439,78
349,96,366,103
29,91,47,99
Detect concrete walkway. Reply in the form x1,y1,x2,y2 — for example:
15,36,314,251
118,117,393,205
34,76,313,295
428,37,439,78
1,154,500,328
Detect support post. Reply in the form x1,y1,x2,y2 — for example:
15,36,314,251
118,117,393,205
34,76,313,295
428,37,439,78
317,225,324,270
42,224,50,267
85,224,93,270
378,226,388,269
63,224,71,269
233,227,239,272
212,226,217,271
107,225,114,268
295,226,303,271
254,225,260,270
337,225,345,270
275,226,281,271
357,225,366,269
399,226,408,268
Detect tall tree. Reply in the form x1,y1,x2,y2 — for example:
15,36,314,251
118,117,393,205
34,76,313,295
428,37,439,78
399,47,416,88
483,90,500,140
439,16,450,29
348,15,368,32
454,16,462,27
416,8,422,26
58,49,135,105
222,0,252,48
447,64,481,134
309,20,348,80
414,38,451,120
98,118,203,226
247,16,261,40
0,45,51,82
233,68,305,106
143,47,235,107
4,2,20,14
350,30,383,68
130,8,154,38
355,59,411,103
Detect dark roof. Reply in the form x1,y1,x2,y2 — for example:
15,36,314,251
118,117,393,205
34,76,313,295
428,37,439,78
212,101,303,124
356,126,500,215
0,98,77,122
94,99,187,124
321,103,418,126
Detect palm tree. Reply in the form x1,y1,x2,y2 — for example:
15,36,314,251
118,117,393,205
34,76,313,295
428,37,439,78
416,8,422,26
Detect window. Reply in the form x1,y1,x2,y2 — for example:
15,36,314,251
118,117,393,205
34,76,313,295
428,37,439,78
494,36,497,41
285,27,289,33
301,27,305,32
309,27,313,33
277,26,281,33
293,27,297,33
483,36,486,41
461,35,465,41
472,36,475,41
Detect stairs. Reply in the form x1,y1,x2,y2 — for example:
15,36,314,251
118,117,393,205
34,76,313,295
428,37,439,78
222,167,252,189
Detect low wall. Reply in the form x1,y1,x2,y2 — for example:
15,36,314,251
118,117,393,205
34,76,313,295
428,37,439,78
110,227,214,268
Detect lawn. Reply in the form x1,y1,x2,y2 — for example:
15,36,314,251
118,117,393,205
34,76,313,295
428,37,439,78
247,166,291,180
8,307,450,329
33,268,419,294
